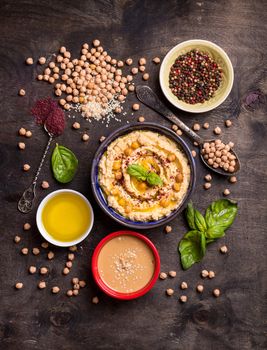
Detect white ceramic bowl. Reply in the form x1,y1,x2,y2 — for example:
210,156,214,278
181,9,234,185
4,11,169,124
36,189,94,247
159,39,234,113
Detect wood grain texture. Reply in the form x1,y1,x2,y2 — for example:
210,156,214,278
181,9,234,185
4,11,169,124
0,0,266,349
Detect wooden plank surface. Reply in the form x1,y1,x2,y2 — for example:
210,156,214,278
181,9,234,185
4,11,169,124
0,0,266,349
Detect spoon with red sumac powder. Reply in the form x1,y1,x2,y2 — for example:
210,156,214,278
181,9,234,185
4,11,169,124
136,86,240,176
18,98,65,213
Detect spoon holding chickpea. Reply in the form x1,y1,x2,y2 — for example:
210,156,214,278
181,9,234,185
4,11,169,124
136,86,240,176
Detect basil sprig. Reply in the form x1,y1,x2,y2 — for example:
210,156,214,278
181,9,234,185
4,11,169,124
179,199,238,270
127,164,163,186
51,144,78,183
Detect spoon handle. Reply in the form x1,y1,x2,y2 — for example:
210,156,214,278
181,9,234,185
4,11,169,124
18,134,53,213
136,85,204,144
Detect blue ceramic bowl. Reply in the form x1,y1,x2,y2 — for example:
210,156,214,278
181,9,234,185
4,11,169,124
91,123,196,229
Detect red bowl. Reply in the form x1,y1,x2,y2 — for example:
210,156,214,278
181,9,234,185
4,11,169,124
91,230,160,300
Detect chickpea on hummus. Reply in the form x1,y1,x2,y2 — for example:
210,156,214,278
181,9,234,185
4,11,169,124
98,130,191,222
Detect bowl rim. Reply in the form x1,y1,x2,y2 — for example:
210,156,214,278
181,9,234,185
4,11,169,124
91,122,196,229
36,189,94,247
91,230,161,300
159,39,234,113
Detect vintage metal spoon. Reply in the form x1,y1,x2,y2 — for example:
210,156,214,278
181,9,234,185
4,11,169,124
18,125,54,213
136,85,240,176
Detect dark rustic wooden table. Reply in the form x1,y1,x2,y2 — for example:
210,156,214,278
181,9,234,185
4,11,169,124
0,0,266,349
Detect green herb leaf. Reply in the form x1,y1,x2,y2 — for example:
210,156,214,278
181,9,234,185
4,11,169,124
194,209,207,232
51,144,78,183
186,202,197,230
127,164,148,181
205,199,238,230
205,226,225,239
146,172,163,186
178,230,206,270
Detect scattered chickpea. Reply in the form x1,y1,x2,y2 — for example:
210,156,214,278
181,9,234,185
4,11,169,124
52,286,60,294
37,75,43,81
138,116,145,123
169,271,177,278
194,141,199,146
38,57,46,65
99,136,106,143
159,272,167,280
25,130,32,138
204,182,211,190
204,174,212,182
229,176,237,183
165,225,172,233
63,267,70,275
32,248,40,256
79,280,86,288
72,122,80,129
68,253,75,261
139,57,146,66
23,164,30,172
66,290,73,297
92,296,99,304
223,188,230,196
21,247,28,255
180,281,188,290
172,124,178,131
26,57,34,65
93,39,100,47
47,251,54,260
40,267,48,275
180,295,187,303
166,288,174,296
132,103,140,111
176,130,183,136
23,223,31,231
73,289,79,296
41,242,49,249
196,284,204,293
213,288,220,297
82,133,90,142
73,284,80,290
18,142,26,150
203,122,210,129
66,261,72,268
14,235,21,243
29,266,37,274
19,89,26,96
69,245,77,252
115,107,122,114
191,150,196,158
193,123,201,131
41,181,49,189
139,65,146,72
126,58,133,65
201,270,209,278
131,67,138,75
214,127,222,135
152,57,161,64
128,84,135,92
15,282,23,289
38,281,46,289
142,73,149,81
208,270,215,279
19,127,26,136
220,245,228,254
72,277,79,285
225,119,232,127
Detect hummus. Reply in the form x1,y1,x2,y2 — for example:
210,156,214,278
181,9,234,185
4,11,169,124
98,130,191,222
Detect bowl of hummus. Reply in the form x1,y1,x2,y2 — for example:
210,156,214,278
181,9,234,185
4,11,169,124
91,123,196,229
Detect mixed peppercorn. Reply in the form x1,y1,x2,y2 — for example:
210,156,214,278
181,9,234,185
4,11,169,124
169,49,222,104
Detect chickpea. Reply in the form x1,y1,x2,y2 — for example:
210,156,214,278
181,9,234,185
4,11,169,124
214,127,222,135
41,181,49,189
72,277,79,285
220,245,228,254
128,84,135,92
63,267,70,275
139,57,146,65
126,58,133,65
115,106,122,114
223,188,230,196
180,295,187,303
173,182,181,191
38,281,46,289
152,57,161,64
38,57,46,65
208,270,215,279
191,150,196,158
99,136,106,143
37,75,43,80
159,272,167,280
138,116,145,123
169,271,176,278
115,171,122,180
131,67,138,75
132,103,140,111
23,223,31,230
79,280,86,288
124,148,133,156
68,253,75,261
225,119,232,127
166,288,174,296
18,127,26,136
160,198,170,208
176,173,183,183
23,164,30,171
47,251,54,260
65,261,72,268
82,133,90,142
204,174,212,182
203,122,210,129
142,73,149,81
26,57,34,65
19,89,26,96
201,269,209,278
69,245,77,252
29,266,37,274
82,43,89,50
66,290,73,297
228,141,234,148
131,141,140,149
73,283,80,290
196,284,204,293
180,281,188,289
18,142,26,150
165,225,172,233
193,123,201,131
32,247,40,256
93,39,101,47
15,282,23,289
229,176,237,183
213,288,220,297
73,289,79,296
14,235,21,243
41,242,49,249
40,267,48,275
92,296,99,304
172,124,178,131
167,154,176,162
52,286,60,294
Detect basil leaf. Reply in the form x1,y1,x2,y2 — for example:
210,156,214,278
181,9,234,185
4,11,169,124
51,144,78,183
194,209,207,232
186,202,197,230
205,199,238,230
146,172,163,186
178,230,206,270
205,226,225,239
127,164,148,181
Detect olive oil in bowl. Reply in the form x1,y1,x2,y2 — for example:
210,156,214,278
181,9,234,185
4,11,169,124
37,190,94,246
